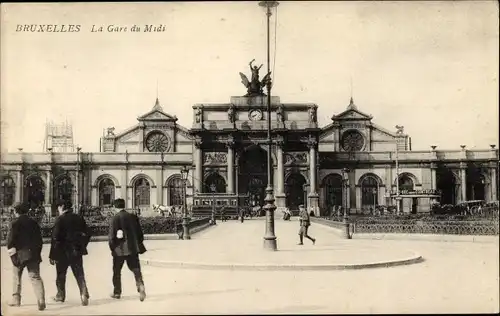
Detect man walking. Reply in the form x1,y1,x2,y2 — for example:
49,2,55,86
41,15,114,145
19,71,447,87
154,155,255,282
108,198,147,302
298,205,316,245
7,203,46,311
49,200,91,306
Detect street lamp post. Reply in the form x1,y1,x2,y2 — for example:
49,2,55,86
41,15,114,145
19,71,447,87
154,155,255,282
210,183,217,225
180,166,191,240
342,167,351,239
259,0,279,251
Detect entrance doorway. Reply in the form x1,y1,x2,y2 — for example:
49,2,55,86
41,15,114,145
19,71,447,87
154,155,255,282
238,145,268,207
24,176,46,208
285,173,307,211
437,168,457,205
466,169,486,201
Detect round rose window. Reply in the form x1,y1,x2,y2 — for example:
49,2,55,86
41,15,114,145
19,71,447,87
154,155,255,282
146,132,169,152
341,130,364,152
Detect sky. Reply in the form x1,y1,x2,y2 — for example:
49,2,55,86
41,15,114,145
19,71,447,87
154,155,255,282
1,1,498,153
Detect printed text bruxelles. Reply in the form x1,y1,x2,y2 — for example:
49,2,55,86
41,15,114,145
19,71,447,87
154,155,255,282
16,24,81,32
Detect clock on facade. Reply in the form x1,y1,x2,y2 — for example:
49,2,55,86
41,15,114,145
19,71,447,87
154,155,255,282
145,131,170,152
341,130,365,152
248,109,263,121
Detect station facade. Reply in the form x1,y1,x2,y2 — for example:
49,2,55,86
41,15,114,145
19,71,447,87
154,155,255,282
1,95,498,216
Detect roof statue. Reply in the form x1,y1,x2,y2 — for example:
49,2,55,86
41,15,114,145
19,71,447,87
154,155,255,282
239,59,272,97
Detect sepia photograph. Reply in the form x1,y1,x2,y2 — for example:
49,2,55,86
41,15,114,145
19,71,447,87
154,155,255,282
0,1,498,314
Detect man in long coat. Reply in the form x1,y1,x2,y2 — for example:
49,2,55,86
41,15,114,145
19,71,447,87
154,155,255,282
49,200,91,306
108,198,147,301
7,203,46,311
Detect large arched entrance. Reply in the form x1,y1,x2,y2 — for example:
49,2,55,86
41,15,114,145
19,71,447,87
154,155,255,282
204,173,226,193
238,145,268,207
360,174,381,211
285,173,307,211
399,174,416,214
24,175,46,208
98,177,115,207
134,177,150,207
436,168,457,205
321,174,343,211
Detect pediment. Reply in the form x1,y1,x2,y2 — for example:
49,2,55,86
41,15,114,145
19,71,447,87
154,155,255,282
331,98,373,121
333,108,372,121
138,109,177,121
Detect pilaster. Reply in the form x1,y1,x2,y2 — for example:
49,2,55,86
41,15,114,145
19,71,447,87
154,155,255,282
490,162,498,201
157,153,164,205
430,162,437,190
138,123,145,152
15,169,23,205
45,170,52,216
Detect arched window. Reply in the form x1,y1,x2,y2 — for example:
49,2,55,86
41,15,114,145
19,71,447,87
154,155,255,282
399,174,414,193
168,177,184,206
98,178,115,206
204,173,226,193
54,175,73,204
25,176,45,208
134,178,150,207
361,175,380,208
0,176,15,207
322,174,343,209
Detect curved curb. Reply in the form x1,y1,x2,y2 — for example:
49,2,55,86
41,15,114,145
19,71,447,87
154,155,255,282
140,253,424,271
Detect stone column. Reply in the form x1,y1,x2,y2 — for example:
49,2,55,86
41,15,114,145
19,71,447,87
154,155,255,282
226,137,235,194
430,162,437,190
15,170,23,204
308,142,317,195
123,152,129,207
460,162,467,202
491,166,497,201
91,186,98,206
45,170,52,216
194,139,203,194
275,137,285,208
307,137,319,215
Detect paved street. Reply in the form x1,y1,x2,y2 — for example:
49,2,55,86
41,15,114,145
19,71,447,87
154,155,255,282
1,218,499,314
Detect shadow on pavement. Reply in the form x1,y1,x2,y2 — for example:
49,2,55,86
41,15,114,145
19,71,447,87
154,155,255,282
34,288,246,311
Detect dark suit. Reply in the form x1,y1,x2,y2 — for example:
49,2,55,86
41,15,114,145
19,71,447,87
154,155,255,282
108,209,146,296
49,210,90,301
7,214,45,304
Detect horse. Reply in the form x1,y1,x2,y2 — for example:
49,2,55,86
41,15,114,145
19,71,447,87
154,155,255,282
152,204,174,217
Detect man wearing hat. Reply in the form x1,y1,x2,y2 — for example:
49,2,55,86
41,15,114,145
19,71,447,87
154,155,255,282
108,198,147,301
49,200,91,306
298,204,316,245
6,202,46,311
